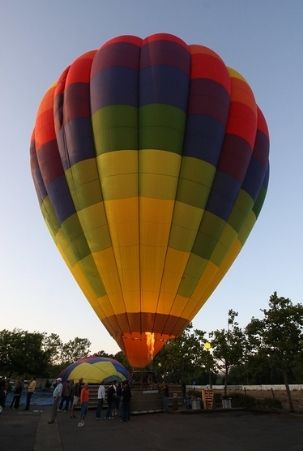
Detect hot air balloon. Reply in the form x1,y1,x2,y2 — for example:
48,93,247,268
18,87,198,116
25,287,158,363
59,356,129,384
30,33,269,368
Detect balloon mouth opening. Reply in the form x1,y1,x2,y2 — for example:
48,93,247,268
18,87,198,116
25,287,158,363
120,332,173,368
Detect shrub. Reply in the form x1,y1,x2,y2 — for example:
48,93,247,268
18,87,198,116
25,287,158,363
256,397,282,410
228,392,257,409
228,393,282,410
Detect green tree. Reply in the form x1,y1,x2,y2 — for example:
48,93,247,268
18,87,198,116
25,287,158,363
60,337,91,364
210,310,245,396
246,292,303,411
42,333,63,365
114,350,132,371
0,329,50,377
153,324,213,384
94,349,114,358
0,329,12,373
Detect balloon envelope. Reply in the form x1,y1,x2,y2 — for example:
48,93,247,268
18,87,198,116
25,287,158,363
30,34,269,367
59,356,129,384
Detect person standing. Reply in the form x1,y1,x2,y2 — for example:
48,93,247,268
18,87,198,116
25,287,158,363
96,381,105,419
68,381,74,413
48,378,63,424
105,382,116,420
59,380,71,411
0,378,6,412
78,383,89,427
25,377,36,410
161,383,169,412
10,380,22,409
115,382,122,417
121,380,131,422
70,378,83,418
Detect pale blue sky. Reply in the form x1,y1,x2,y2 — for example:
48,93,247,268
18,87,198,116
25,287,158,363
1,0,302,355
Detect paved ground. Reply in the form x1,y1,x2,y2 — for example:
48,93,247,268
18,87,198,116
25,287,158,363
1,408,303,451
1,408,41,451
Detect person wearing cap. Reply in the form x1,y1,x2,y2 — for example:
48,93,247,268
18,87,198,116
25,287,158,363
48,378,63,424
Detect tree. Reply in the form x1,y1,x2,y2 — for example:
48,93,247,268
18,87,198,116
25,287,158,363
114,351,132,371
0,329,50,377
60,337,91,364
42,333,63,365
210,310,245,396
94,349,114,358
246,292,303,411
153,324,214,384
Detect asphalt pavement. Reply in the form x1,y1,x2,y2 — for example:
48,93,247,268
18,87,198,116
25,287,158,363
1,407,303,451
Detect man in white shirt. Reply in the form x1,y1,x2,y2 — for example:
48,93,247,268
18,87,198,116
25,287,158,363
48,378,63,424
96,381,106,419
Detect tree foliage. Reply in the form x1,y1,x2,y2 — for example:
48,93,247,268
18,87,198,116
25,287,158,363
0,329,91,378
210,310,246,396
245,292,303,410
42,333,63,365
153,324,215,384
0,329,49,377
60,337,91,364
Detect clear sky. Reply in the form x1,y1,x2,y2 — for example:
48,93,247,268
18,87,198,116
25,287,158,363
1,0,302,356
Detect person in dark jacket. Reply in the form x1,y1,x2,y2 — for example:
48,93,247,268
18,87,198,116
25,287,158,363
70,378,83,418
10,380,22,409
162,383,169,412
105,382,116,419
121,380,131,422
59,380,71,411
0,378,6,412
115,382,122,416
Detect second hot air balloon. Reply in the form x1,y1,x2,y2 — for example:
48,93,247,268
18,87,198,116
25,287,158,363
30,33,270,368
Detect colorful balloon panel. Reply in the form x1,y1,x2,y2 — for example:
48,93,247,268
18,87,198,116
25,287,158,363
30,34,270,368
59,356,129,384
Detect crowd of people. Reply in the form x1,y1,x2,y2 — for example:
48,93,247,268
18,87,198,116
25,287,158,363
48,378,132,427
0,376,132,426
0,376,37,412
